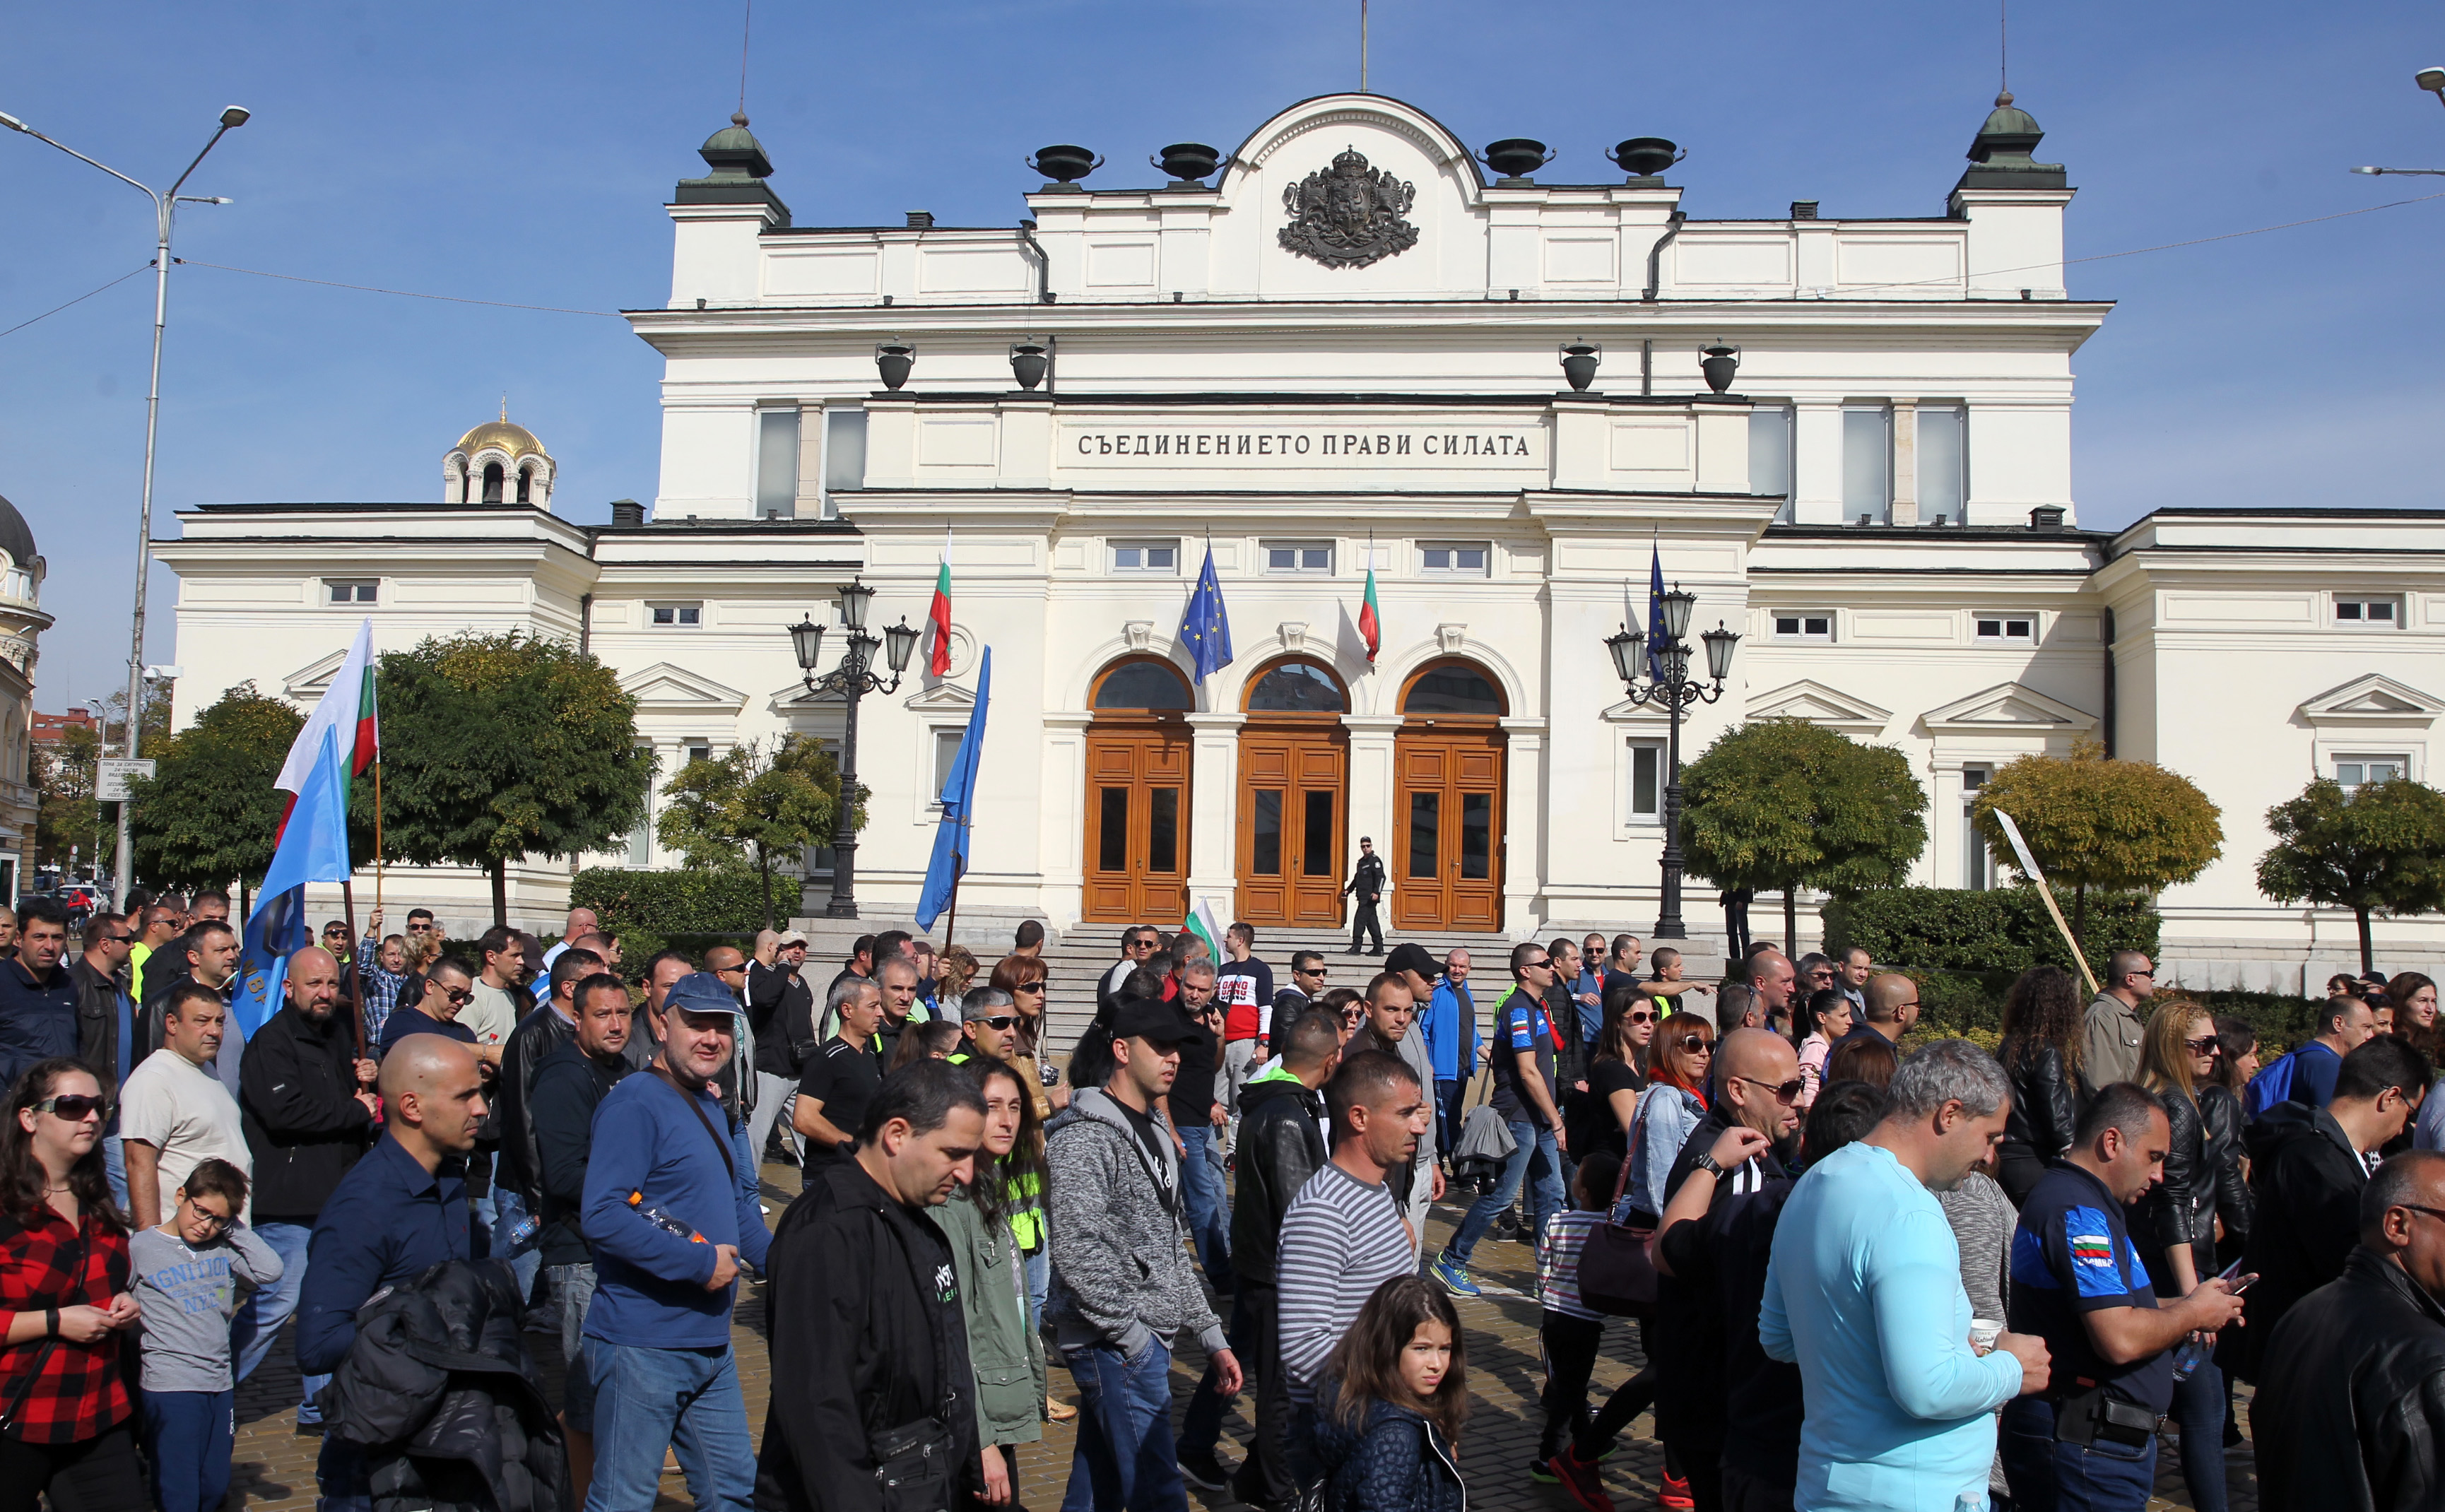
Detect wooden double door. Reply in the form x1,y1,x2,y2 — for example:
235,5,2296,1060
1081,721,1190,923
1235,721,1348,926
1392,725,1505,932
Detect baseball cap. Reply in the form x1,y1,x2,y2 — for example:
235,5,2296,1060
1384,943,1439,980
1110,998,1196,1046
775,928,809,947
664,971,744,1019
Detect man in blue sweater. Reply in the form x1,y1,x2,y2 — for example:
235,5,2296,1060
580,971,772,1512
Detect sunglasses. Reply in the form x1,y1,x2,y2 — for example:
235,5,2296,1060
1674,1035,1713,1053
1626,1010,1655,1024
442,986,473,1005
407,922,434,933
1015,982,1046,993
95,932,133,945
1735,1074,1806,1104
974,1015,1019,1031
1298,967,1328,979
1523,959,1552,971
2182,1036,2221,1056
35,1093,107,1121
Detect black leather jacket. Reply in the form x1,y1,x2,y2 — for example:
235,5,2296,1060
2238,1101,2368,1382
1231,1075,1326,1287
2137,1087,2215,1288
67,955,129,1097
2252,1246,2445,1512
495,1003,576,1200
1996,1037,2085,1206
2199,1082,2251,1267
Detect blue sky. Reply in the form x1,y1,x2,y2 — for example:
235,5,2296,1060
6,1,2443,712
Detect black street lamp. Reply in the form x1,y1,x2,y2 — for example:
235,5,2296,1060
786,580,921,918
1604,584,1740,940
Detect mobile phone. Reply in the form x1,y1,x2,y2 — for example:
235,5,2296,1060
2214,1257,2258,1295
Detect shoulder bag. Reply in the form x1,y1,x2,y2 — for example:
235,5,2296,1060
1576,1092,1658,1318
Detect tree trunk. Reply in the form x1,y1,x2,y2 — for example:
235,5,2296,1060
2357,906,2376,976
237,880,249,923
757,849,775,931
490,857,508,930
1783,884,1799,956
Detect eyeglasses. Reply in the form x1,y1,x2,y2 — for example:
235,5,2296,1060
2182,1036,2222,1056
974,1015,1019,1031
715,964,746,976
1675,1035,1713,1054
1626,1010,1655,1024
185,1207,234,1236
1015,982,1046,993
407,921,434,933
1735,1075,1806,1104
35,1093,107,1121
442,986,473,1005
2399,1203,2445,1226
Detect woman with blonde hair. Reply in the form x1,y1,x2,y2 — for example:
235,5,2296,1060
2137,996,2229,1512
933,945,981,1020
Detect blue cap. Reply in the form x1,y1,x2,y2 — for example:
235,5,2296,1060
664,971,743,1019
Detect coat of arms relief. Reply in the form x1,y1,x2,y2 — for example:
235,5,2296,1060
1278,146,1419,268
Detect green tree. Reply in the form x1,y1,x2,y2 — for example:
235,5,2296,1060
33,722,100,871
1680,718,1929,948
1972,740,2223,950
654,736,849,929
2256,775,2445,975
375,632,653,928
126,684,312,909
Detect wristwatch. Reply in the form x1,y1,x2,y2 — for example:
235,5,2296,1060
1692,1151,1726,1178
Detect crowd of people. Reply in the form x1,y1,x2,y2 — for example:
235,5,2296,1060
0,892,2440,1512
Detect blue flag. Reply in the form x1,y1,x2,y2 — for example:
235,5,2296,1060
1646,539,1668,681
232,728,354,1049
1179,545,1233,684
915,647,991,933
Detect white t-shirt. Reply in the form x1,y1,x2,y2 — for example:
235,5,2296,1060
118,1047,251,1219
461,980,522,1048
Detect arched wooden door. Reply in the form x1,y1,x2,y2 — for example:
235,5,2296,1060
1392,661,1507,933
1235,658,1350,926
1081,658,1194,924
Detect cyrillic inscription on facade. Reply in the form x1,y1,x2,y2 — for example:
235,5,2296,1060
1064,426,1543,466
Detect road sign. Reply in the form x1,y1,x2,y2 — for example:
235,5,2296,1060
96,758,155,803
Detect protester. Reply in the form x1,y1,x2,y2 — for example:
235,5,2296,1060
794,976,885,1167
1714,981,1756,1035
1824,1032,1898,1092
1170,961,1235,1290
1535,1150,1656,1510
2249,994,2378,1116
67,913,134,1205
1307,1277,1468,1512
2251,1148,2445,1511
296,1034,485,1511
1747,950,1797,1034
1215,922,1275,1137
2000,1083,2249,1511
1792,988,1851,1108
758,1058,987,1512
1420,950,1480,1162
2238,1034,2429,1381
889,1019,965,1071
1012,919,1046,959
136,920,238,1056
131,1158,280,1512
0,1058,143,1511
1045,996,1241,1511
1762,1041,2050,1511
126,904,180,1005
875,955,923,1063
1347,969,1441,1256
1567,982,1652,1162
700,944,763,1195
1432,943,1567,1299
1836,947,1873,1012
1994,964,2089,1205
377,957,485,1056
233,945,378,1424
189,892,230,926
536,906,599,975
119,981,247,1229
495,946,602,1311
827,933,877,1011
528,971,634,1504
744,928,811,1164
2084,951,2155,1087
0,899,78,1089
464,926,527,1052
1933,1149,2016,1512
932,943,981,1022
2201,1017,2255,1268
579,971,772,1512
1836,971,1918,1056
1624,1012,1714,1222
349,909,413,1047
1343,836,1387,955
2135,998,2230,1511
937,1057,1047,1505
996,954,1067,1120
1542,939,1593,1101
1097,926,1160,1017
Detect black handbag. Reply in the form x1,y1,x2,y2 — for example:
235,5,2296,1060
871,1415,958,1512
1576,1097,1659,1318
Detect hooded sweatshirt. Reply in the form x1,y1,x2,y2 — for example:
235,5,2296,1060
1044,1087,1225,1359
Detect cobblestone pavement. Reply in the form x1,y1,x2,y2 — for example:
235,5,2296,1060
227,1166,2256,1511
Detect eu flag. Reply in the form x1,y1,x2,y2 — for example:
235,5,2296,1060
1179,545,1234,684
915,646,991,933
1646,540,1668,681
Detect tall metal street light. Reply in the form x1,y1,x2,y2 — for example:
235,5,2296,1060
786,581,920,919
1,103,249,903
1604,586,1740,940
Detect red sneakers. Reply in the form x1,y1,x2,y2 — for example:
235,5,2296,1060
1658,1470,1695,1509
1544,1448,1617,1512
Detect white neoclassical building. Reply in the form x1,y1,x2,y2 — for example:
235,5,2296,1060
155,91,2445,988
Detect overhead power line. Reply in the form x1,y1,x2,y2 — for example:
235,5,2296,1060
173,258,625,318
0,264,151,341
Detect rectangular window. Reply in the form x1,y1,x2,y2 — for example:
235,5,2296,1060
1097,788,1128,871
1408,792,1439,878
1459,793,1492,880
1974,615,2036,642
1772,612,1834,640
2335,597,2401,627
1627,740,1663,821
1112,541,1179,573
325,579,378,605
823,408,868,497
1251,791,1283,875
1843,406,1891,524
649,603,703,627
1148,788,1180,873
1420,543,1490,574
2334,755,2408,791
931,730,965,799
1749,405,1793,523
1962,766,1991,889
755,408,801,519
1919,405,1967,524
1264,543,1333,574
1302,790,1336,876
684,739,712,769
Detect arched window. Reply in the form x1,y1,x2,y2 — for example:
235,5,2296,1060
1401,661,1505,716
1245,658,1347,714
514,464,531,504
1092,657,1194,711
481,461,506,503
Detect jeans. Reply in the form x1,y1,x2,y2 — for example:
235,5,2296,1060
232,1219,326,1419
1062,1338,1188,1512
489,1188,543,1306
549,1263,599,1431
1221,1040,1260,1155
102,1135,127,1212
731,1117,760,1215
2000,1395,2159,1512
1178,1289,1251,1461
584,1342,755,1512
1177,1124,1234,1292
1023,1247,1050,1336
1444,1116,1563,1268
143,1388,235,1512
1435,1080,1465,1161
2167,1357,2227,1512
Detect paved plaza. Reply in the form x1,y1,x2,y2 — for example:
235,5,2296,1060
223,1162,2256,1512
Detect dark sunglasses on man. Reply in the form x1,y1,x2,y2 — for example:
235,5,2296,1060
1733,1074,1807,1104
974,1015,1019,1031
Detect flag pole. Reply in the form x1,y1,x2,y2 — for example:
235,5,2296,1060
373,755,384,910
943,851,965,953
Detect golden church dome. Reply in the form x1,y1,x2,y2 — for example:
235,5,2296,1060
454,418,548,461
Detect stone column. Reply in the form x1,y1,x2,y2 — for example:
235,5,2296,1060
1184,712,1246,920
1499,716,1548,936
1890,401,1920,527
1343,714,1402,895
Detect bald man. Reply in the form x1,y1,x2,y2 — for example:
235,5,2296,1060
1748,950,1798,1029
300,1034,485,1506
1838,972,1921,1052
539,906,601,975
232,945,384,1417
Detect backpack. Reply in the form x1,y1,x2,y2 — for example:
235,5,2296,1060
2242,1049,2297,1120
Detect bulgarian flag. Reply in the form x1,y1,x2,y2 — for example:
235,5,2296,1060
1358,562,1381,663
273,619,379,839
1183,896,1224,960
926,529,953,677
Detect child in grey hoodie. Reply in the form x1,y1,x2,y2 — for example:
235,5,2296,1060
130,1158,283,1512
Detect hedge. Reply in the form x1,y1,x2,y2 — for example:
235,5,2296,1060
1823,886,2159,978
571,868,770,967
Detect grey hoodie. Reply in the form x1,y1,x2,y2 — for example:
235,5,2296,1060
1045,1087,1225,1359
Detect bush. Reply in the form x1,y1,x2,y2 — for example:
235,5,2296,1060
571,868,773,967
1825,886,2160,978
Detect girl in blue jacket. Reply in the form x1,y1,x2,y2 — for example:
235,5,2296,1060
1309,1277,1468,1512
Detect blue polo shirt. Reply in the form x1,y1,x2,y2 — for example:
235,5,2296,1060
1488,985,1556,1119
297,1134,471,1374
2007,1161,2173,1414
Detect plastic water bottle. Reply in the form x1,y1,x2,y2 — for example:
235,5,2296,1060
507,1212,541,1250
2170,1333,2209,1381
626,1190,705,1244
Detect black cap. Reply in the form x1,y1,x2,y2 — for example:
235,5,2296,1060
1384,943,1439,980
1110,998,1196,1045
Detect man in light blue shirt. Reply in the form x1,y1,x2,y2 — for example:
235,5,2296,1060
1762,1039,2051,1511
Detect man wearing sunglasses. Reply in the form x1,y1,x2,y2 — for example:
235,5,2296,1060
1433,943,1567,1299
2085,951,2157,1089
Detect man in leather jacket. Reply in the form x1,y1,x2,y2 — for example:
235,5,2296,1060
2253,1149,2445,1512
494,948,600,1302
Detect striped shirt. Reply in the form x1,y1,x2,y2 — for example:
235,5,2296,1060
1536,1209,1608,1322
1276,1160,1413,1402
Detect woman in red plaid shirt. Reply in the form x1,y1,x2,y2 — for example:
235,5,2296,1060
0,1057,144,1512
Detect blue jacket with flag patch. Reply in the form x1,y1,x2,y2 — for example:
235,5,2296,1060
2006,1160,2174,1414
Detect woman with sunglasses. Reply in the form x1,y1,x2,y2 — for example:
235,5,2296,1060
989,955,1068,1121
1566,981,1656,1163
2137,997,2232,1512
0,1058,144,1512
2203,1017,2256,1268
1625,1012,1712,1224
1793,988,1854,1110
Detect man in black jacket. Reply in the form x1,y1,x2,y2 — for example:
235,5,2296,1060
68,913,135,1207
2237,1034,2427,1382
2255,1149,2445,1512
495,947,601,1309
1343,837,1386,955
758,1058,985,1512
745,928,813,1163
529,970,633,1506
1182,1007,1339,1506
234,945,380,1424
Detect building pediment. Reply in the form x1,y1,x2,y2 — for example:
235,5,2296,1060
1920,682,2095,734
620,662,747,714
904,680,976,713
2296,673,2444,728
282,649,348,703
1746,679,1892,736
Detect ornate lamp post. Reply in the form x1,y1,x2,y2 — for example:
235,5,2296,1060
1604,585,1740,940
786,580,921,918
